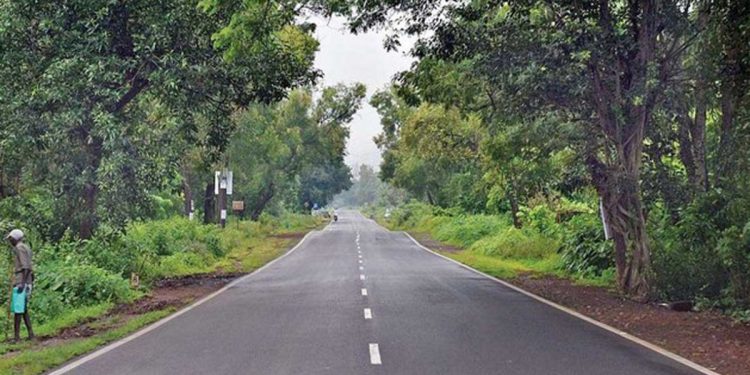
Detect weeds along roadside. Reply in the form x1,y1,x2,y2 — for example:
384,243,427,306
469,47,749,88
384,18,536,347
365,200,750,321
0,213,323,352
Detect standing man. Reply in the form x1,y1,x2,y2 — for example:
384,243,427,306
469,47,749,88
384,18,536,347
6,229,34,341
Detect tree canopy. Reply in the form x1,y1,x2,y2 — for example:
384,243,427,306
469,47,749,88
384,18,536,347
357,0,750,301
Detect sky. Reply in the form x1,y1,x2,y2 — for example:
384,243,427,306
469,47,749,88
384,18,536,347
311,16,414,171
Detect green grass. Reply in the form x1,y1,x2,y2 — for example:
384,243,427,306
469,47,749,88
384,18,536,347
568,268,616,288
0,214,324,375
0,308,174,375
214,216,323,273
0,303,114,355
443,251,563,279
373,206,613,288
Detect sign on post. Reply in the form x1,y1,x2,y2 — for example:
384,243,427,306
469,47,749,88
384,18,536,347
214,171,233,196
214,170,233,228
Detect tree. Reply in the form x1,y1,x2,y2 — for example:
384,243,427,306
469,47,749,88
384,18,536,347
0,0,320,237
226,83,365,220
346,0,726,299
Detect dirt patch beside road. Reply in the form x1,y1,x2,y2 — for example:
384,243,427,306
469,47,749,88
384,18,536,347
406,229,750,375
270,231,307,240
510,275,750,375
115,273,240,316
410,233,462,253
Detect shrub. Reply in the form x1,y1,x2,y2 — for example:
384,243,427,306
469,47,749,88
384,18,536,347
148,251,216,278
432,214,510,248
716,222,750,305
25,260,133,324
520,204,563,240
389,201,436,229
560,213,614,276
650,206,727,301
470,227,559,260
120,217,226,276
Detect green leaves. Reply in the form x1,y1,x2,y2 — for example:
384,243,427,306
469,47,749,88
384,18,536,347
0,0,326,237
227,84,365,216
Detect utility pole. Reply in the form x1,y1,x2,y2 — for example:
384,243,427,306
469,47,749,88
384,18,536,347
215,170,233,228
219,181,227,228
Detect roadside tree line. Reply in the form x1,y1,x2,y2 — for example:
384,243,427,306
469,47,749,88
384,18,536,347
357,0,750,307
0,0,368,242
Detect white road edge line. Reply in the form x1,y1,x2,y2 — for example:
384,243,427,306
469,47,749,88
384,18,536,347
48,228,324,375
364,308,372,319
361,288,368,296
401,231,721,375
369,343,382,365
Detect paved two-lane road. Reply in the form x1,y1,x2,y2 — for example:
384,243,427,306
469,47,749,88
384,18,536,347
55,211,706,375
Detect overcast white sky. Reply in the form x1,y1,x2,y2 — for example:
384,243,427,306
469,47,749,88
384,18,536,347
311,16,414,170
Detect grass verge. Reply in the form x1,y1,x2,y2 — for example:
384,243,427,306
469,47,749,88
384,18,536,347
0,216,325,375
0,308,173,375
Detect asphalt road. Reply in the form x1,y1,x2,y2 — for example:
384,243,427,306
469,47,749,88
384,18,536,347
58,210,706,375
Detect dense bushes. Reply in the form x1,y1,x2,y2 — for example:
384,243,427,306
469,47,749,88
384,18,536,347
384,201,565,271
470,228,558,260
432,215,510,248
0,214,320,328
650,192,750,313
30,262,133,323
559,214,614,276
385,196,750,317
382,200,615,282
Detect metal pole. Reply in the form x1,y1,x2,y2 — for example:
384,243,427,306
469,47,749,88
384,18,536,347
219,186,227,228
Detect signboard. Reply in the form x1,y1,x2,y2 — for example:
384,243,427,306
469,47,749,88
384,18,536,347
232,201,245,212
214,170,234,195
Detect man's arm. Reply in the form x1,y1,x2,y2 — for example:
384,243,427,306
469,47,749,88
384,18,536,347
16,269,32,290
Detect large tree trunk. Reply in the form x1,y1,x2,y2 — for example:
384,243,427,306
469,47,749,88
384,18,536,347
714,0,749,187
183,179,192,218
691,81,709,192
425,190,435,206
79,137,103,239
250,183,275,221
0,170,6,198
509,193,521,229
677,81,709,197
716,83,736,185
181,162,193,218
203,181,215,224
585,0,660,301
79,183,98,239
588,155,651,301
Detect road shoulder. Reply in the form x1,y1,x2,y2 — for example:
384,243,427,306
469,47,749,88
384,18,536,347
401,230,746,375
0,226,322,375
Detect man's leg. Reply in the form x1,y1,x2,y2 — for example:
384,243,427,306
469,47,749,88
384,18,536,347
13,314,21,341
22,312,34,339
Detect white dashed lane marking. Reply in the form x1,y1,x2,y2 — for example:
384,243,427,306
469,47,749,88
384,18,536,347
361,288,368,296
369,344,382,365
360,274,365,280
364,308,372,319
